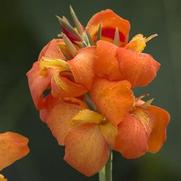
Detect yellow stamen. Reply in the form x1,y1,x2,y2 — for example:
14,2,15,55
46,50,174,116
0,174,7,181
53,73,68,91
126,33,158,53
40,57,69,71
71,109,105,125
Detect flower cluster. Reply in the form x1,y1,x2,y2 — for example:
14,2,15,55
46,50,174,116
27,7,170,176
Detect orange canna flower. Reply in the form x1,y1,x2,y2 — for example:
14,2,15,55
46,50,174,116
27,7,170,177
117,34,160,87
114,99,170,159
91,79,170,159
0,132,29,171
86,9,130,46
94,36,160,88
27,38,87,110
40,98,117,176
27,39,64,109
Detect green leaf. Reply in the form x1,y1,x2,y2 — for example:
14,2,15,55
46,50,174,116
96,24,102,41
62,33,78,57
113,27,120,46
70,5,84,34
56,15,81,40
86,30,95,45
62,16,71,26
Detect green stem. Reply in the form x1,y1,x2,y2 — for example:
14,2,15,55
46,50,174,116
99,152,113,181
84,94,113,181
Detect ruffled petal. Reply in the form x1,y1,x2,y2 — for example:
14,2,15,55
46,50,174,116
38,39,65,60
86,9,130,45
114,112,150,159
27,39,66,109
91,78,134,126
26,61,51,109
41,100,85,145
0,132,29,170
64,124,110,176
95,40,122,80
117,48,160,88
147,105,170,153
68,47,95,89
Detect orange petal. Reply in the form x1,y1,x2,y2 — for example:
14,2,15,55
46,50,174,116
64,124,110,176
91,78,134,126
0,132,29,170
117,48,160,88
95,40,122,80
51,72,87,98
114,113,150,159
26,61,51,109
147,105,170,153
39,95,61,122
68,47,95,89
86,9,130,46
42,100,85,145
63,97,88,108
38,39,65,60
40,96,86,123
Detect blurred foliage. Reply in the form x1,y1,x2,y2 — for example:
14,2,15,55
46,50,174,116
0,0,181,180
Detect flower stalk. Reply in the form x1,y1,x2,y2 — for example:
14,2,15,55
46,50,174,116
99,152,113,181
84,94,113,181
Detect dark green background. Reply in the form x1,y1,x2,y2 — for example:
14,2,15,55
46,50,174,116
0,0,180,180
